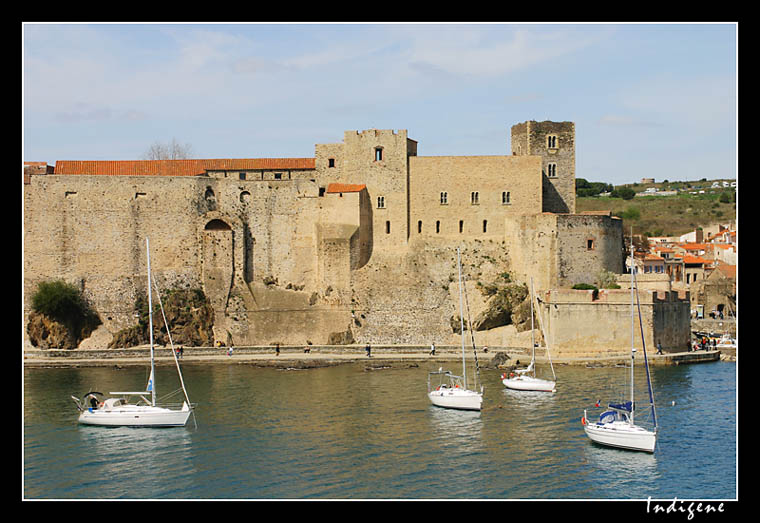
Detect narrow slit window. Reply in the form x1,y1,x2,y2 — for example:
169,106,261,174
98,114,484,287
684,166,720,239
375,147,383,161
502,191,511,204
377,196,385,209
386,221,391,234
418,220,422,234
436,220,441,234
440,192,448,205
471,192,479,205
459,220,464,233
483,220,488,233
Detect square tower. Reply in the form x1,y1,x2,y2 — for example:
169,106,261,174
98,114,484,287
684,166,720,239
511,120,576,214
315,129,417,250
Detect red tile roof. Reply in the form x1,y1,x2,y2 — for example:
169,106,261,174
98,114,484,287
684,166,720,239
325,183,366,193
54,158,315,176
683,255,708,265
715,262,736,279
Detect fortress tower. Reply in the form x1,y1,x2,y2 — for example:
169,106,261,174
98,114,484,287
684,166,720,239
316,129,417,249
511,120,576,214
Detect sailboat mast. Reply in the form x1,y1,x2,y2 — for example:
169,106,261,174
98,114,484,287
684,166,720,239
530,278,536,378
457,248,467,389
629,236,635,423
147,237,156,407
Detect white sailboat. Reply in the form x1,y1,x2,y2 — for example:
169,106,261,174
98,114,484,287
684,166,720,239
502,278,557,393
582,241,658,452
427,248,483,411
72,238,194,427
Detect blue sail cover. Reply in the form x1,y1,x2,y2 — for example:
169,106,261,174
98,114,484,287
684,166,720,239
608,401,633,412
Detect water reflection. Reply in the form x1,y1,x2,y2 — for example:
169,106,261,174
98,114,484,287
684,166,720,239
74,426,194,499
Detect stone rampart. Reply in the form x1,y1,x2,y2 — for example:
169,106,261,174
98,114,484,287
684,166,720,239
539,288,691,356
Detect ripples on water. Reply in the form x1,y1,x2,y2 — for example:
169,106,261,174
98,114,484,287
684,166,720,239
23,361,736,499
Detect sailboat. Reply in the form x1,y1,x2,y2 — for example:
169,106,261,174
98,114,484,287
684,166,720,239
427,248,483,411
72,238,194,427
502,278,557,393
582,240,658,452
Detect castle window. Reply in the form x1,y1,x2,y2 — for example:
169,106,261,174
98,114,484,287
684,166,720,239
239,172,247,181
547,163,557,178
436,220,441,234
319,187,326,197
328,158,335,168
547,135,557,148
274,172,282,180
459,220,464,233
471,192,479,205
418,220,423,234
377,196,386,208
587,239,595,250
440,192,448,205
386,221,391,234
483,220,488,233
375,147,383,162
502,191,511,204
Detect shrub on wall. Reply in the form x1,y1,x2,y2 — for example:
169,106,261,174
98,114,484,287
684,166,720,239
29,280,101,348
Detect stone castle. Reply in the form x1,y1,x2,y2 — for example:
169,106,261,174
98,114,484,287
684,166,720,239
25,120,674,352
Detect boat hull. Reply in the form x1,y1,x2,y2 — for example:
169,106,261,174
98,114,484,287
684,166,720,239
583,420,656,453
78,403,191,427
503,376,556,393
428,389,482,411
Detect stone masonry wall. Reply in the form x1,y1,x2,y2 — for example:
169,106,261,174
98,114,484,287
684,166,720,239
408,155,542,239
539,288,690,356
511,120,576,214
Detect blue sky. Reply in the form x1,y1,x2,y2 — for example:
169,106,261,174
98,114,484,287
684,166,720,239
23,22,737,185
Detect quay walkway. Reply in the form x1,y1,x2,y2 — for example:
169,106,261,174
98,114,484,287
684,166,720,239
22,344,725,368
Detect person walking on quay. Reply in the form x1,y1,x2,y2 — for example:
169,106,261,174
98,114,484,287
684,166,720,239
275,343,280,357
365,343,371,358
656,341,663,355
430,342,436,356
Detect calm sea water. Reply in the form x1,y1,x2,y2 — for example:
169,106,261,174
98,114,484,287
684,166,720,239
23,359,736,500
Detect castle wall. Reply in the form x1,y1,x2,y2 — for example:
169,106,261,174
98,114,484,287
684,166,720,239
23,173,362,346
408,155,542,238
24,122,629,350
504,213,624,291
540,288,691,356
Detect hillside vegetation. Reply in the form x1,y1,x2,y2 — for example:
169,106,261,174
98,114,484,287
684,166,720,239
576,178,737,237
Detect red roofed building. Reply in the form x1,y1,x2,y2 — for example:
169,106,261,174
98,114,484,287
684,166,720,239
54,158,316,177
683,254,709,285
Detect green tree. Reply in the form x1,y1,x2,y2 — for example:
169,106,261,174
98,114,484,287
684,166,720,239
31,280,100,337
619,187,636,200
